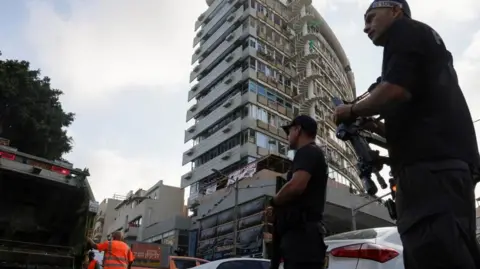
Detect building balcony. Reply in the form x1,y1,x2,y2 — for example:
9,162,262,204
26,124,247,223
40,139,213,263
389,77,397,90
189,45,249,98
181,143,258,188
185,91,257,143
193,4,248,55
194,0,225,32
125,225,139,238
187,193,204,208
193,20,247,64
193,0,242,47
187,67,249,121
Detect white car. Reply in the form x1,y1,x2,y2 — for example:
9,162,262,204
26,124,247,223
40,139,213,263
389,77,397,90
323,227,404,269
191,257,270,269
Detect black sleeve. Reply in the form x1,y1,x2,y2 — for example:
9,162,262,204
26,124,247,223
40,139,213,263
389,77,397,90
292,146,325,176
382,21,424,94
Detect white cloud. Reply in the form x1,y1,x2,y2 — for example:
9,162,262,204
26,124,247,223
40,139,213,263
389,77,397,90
20,0,480,203
68,148,186,201
324,0,480,22
24,0,206,101
22,0,203,201
407,0,480,22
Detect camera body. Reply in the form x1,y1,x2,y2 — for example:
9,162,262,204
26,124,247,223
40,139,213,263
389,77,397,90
332,97,388,196
332,97,398,221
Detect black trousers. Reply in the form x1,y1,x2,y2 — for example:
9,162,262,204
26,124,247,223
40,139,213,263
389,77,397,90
396,159,480,269
280,222,326,269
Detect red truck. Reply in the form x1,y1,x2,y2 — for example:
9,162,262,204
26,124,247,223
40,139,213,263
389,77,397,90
129,242,208,269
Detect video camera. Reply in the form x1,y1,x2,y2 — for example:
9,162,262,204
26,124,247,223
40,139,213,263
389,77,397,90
331,93,397,220
332,97,389,196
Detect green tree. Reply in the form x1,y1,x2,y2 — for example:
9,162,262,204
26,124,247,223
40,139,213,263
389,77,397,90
0,54,75,159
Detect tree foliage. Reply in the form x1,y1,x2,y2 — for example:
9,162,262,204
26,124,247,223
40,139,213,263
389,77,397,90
0,54,75,159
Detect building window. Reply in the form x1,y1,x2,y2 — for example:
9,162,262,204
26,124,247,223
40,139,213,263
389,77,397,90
194,133,243,166
257,84,266,96
190,183,199,195
249,38,256,48
279,143,287,155
129,217,142,227
256,132,269,148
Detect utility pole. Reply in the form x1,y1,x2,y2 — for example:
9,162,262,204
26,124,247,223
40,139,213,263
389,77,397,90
212,169,239,257
351,192,392,231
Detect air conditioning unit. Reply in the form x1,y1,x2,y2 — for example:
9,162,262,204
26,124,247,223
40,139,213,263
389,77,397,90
223,99,233,108
184,172,193,180
189,104,197,111
186,148,195,156
226,33,235,42
225,54,234,62
191,84,199,92
224,76,234,84
222,124,233,133
193,65,200,72
187,126,196,133
221,152,232,160
196,30,204,38
227,14,235,22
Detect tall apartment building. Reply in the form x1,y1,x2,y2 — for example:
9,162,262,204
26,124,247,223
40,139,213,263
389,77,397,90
183,0,363,200
106,180,185,241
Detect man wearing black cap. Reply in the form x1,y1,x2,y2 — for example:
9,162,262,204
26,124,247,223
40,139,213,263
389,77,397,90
334,1,480,268
268,115,328,269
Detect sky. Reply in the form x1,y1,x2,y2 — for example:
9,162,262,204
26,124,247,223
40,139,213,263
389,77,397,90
0,0,479,201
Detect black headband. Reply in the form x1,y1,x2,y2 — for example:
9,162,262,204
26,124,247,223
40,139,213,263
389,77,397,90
365,1,407,17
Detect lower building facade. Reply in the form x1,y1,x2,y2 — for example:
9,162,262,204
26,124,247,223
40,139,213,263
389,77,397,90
142,215,192,253
106,180,185,241
188,155,395,260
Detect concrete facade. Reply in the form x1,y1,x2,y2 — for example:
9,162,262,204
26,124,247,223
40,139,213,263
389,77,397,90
192,169,394,234
93,198,122,242
106,180,185,241
184,0,364,202
143,215,192,251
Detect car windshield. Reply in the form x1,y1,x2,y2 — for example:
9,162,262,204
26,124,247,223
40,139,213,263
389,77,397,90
173,258,201,269
325,228,390,240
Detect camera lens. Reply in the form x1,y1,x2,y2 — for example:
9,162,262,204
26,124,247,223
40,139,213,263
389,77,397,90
362,177,378,196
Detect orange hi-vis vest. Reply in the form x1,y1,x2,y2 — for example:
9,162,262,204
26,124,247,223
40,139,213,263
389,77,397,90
97,240,135,269
87,259,98,269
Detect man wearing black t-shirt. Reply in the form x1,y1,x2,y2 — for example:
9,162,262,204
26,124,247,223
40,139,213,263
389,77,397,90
268,115,328,269
334,0,480,268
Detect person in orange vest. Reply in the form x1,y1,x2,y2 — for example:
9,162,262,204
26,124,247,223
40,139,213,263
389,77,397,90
87,231,135,269
87,251,100,269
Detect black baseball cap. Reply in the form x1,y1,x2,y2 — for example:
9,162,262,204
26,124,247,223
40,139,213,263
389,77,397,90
365,0,411,18
281,115,317,137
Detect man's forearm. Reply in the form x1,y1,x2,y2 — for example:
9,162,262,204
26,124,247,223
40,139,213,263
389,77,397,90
353,82,408,117
273,182,301,206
